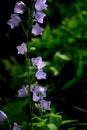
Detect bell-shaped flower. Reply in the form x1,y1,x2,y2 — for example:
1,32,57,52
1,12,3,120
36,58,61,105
31,23,44,36
17,85,28,97
17,42,27,55
33,11,46,24
14,1,25,14
0,110,7,122
7,14,21,29
38,99,51,111
31,56,46,70
35,69,47,80
32,85,47,102
35,0,47,11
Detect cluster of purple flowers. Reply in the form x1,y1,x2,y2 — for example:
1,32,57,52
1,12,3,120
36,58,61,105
31,0,47,36
7,0,47,36
30,84,51,111
7,1,25,29
17,84,51,111
17,56,51,111
31,56,47,80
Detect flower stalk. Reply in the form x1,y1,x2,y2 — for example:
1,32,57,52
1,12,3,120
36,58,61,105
4,0,51,130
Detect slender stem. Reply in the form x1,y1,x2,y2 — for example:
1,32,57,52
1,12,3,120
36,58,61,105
26,43,33,130
21,2,34,129
6,119,11,130
39,109,44,130
26,6,34,130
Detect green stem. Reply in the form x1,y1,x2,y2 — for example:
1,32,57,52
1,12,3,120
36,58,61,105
26,45,33,130
21,2,34,129
39,109,44,130
6,119,11,130
26,7,33,130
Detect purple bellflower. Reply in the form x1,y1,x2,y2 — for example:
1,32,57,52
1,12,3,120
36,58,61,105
31,56,46,70
13,122,21,130
33,11,46,24
38,99,51,111
31,23,44,36
14,1,25,14
35,0,47,11
18,85,28,97
7,14,21,29
35,69,47,80
17,42,27,55
0,110,7,122
31,85,47,102
33,86,47,102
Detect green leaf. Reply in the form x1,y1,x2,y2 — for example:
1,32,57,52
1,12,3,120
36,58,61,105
61,119,78,125
47,123,57,130
76,61,84,78
54,52,70,61
62,78,79,90
67,15,82,29
49,113,62,127
49,66,59,76
3,99,29,123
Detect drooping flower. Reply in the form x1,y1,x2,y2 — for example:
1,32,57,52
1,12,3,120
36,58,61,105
35,0,47,11
0,110,7,122
32,85,47,102
18,85,28,97
38,100,51,111
33,11,46,24
31,23,44,36
17,42,27,55
7,14,21,29
14,1,25,14
35,69,47,80
31,56,46,70
13,122,21,130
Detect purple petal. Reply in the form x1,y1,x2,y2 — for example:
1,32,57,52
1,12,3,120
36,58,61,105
38,86,47,98
31,23,44,36
33,11,46,23
38,100,51,111
30,84,34,92
17,42,27,55
35,69,47,80
33,92,40,102
10,14,21,21
14,1,25,14
0,110,7,122
31,57,42,66
18,85,28,97
7,14,21,29
35,0,47,11
13,122,21,130
31,56,46,69
32,85,47,101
